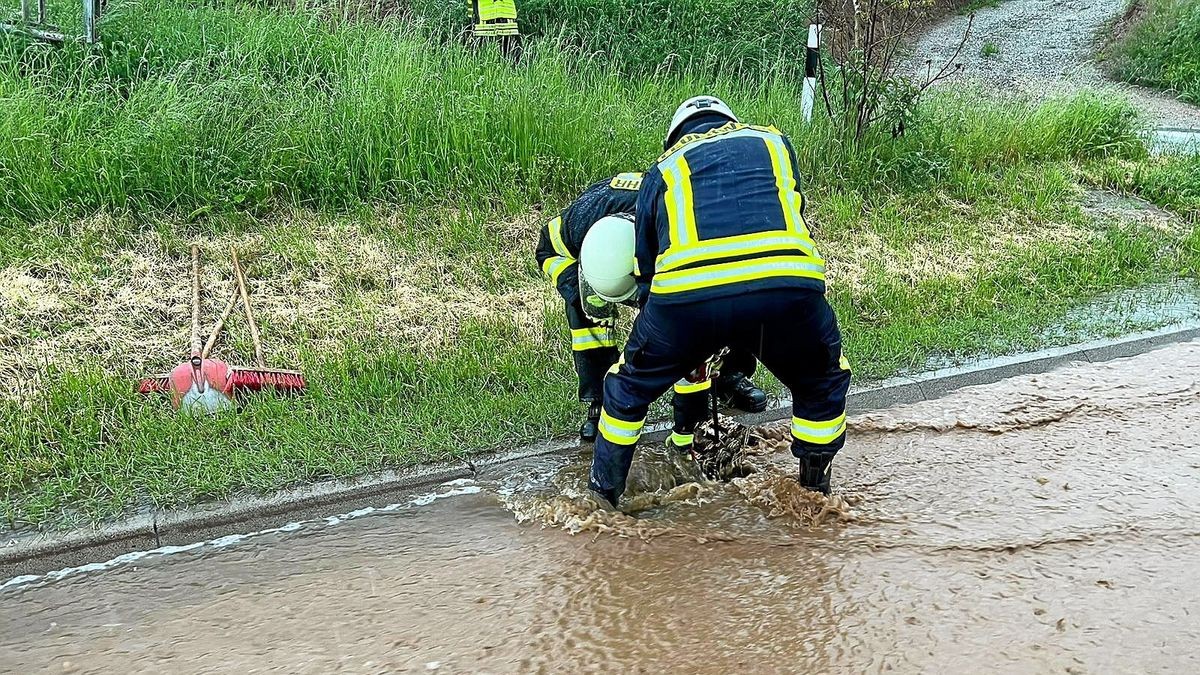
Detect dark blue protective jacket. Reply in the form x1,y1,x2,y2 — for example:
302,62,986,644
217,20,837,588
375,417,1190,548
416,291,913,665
535,173,643,307
633,118,826,305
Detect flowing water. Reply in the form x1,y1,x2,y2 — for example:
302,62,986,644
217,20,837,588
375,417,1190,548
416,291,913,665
4,342,1200,673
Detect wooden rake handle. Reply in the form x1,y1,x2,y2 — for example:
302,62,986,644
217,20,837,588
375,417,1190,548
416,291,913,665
201,287,239,359
231,247,266,368
190,244,202,356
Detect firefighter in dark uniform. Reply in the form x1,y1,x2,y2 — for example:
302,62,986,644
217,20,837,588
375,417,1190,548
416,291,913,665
584,97,852,507
535,173,767,444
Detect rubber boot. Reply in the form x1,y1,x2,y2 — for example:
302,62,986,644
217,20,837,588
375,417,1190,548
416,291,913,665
579,401,602,443
590,486,619,509
715,371,768,413
799,451,835,495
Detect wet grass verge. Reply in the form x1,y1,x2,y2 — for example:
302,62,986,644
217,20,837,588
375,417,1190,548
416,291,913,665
4,183,1198,527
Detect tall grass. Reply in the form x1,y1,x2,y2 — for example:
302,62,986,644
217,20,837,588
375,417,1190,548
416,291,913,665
1109,0,1200,104
0,0,1142,221
401,0,814,77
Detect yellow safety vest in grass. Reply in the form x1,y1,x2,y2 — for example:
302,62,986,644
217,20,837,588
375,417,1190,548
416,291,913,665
472,0,519,37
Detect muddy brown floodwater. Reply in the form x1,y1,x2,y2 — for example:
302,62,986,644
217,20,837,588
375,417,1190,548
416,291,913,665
4,342,1200,673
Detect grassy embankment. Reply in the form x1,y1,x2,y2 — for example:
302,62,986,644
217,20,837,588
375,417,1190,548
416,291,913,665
1108,0,1200,104
1,0,1198,527
1093,0,1200,220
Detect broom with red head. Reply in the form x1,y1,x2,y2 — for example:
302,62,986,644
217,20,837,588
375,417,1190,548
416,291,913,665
136,246,305,408
224,248,306,395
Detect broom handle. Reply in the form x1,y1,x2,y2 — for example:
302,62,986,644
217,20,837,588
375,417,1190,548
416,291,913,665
201,287,239,359
232,247,266,368
191,244,202,356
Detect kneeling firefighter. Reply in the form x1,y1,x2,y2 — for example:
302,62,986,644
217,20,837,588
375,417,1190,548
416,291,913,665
586,96,853,507
535,174,768,444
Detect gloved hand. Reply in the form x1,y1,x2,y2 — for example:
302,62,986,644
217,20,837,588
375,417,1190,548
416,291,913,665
583,293,618,324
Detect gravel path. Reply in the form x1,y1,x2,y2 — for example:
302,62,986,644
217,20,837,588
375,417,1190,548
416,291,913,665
907,0,1200,130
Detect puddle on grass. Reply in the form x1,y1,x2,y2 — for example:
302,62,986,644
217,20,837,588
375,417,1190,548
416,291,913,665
913,279,1200,374
1151,128,1200,155
3,342,1200,672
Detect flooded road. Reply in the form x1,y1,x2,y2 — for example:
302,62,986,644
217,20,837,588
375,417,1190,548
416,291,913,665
4,341,1200,673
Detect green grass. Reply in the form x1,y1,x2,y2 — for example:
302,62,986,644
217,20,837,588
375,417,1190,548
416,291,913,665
980,41,1000,58
1085,154,1200,221
403,0,814,77
960,0,1003,13
1109,0,1200,104
0,0,823,219
1,324,580,524
1,0,1198,528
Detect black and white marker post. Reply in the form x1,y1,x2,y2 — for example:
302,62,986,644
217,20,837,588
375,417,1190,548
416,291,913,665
801,24,821,123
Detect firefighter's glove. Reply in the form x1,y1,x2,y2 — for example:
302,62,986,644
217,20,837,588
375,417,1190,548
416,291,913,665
583,293,618,324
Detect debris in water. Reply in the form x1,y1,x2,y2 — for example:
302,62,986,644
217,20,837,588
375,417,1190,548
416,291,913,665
733,472,855,526
690,414,750,480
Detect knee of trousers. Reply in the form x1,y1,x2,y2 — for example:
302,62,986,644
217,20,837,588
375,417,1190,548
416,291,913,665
601,370,653,421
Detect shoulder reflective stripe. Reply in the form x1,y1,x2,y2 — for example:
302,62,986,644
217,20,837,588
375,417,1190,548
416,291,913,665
791,413,847,445
657,125,771,167
599,409,645,446
668,432,694,448
547,216,569,257
571,326,616,351
610,172,644,191
673,378,712,394
541,256,575,284
662,155,697,247
651,255,825,294
761,135,810,237
658,122,782,161
655,231,815,273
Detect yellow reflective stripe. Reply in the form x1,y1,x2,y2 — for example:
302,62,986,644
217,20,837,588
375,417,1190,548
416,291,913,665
658,123,781,163
571,327,615,351
839,353,852,372
655,230,815,273
547,216,569,257
541,256,575,284
662,155,697,247
791,413,847,445
762,135,811,238
651,255,825,295
674,378,712,394
599,409,645,445
475,25,519,36
669,432,694,447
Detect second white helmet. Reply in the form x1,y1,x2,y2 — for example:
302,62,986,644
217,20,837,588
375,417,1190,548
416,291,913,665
580,215,636,303
665,95,738,148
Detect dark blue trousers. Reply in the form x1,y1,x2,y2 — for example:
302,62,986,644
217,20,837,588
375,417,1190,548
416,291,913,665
590,288,851,503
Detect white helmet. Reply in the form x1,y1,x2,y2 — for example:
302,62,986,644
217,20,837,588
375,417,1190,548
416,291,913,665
580,215,636,303
665,95,738,148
